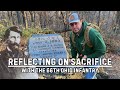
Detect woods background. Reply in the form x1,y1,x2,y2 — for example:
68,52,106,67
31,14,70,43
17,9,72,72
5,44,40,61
0,11,120,79
0,11,119,31
0,11,120,55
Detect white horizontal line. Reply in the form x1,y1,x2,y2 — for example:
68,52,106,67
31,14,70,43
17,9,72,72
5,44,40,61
8,65,112,68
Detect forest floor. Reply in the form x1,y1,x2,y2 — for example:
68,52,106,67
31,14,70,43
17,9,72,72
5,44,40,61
104,52,120,79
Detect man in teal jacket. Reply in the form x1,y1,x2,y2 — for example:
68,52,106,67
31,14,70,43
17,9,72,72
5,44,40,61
68,12,108,79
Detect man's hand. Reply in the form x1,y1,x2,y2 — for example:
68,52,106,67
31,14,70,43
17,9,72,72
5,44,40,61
81,55,87,64
79,54,87,59
82,55,87,59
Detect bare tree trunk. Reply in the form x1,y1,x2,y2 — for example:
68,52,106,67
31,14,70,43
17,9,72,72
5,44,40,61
7,11,11,21
55,11,59,30
16,11,22,25
7,11,13,26
42,11,48,29
60,11,66,30
116,11,120,29
11,11,16,25
38,12,42,29
45,11,48,28
29,11,34,22
33,11,36,28
97,11,101,26
21,11,28,29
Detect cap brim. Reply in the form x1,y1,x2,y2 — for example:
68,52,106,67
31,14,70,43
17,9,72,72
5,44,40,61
69,20,80,24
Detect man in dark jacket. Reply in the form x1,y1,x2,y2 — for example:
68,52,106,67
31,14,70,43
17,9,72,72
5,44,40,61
0,26,38,79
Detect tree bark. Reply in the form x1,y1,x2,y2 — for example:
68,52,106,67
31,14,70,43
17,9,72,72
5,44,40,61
16,11,22,25
21,11,28,29
97,11,101,26
116,11,120,29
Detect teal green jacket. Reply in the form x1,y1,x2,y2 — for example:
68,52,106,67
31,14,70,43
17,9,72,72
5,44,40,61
70,21,106,58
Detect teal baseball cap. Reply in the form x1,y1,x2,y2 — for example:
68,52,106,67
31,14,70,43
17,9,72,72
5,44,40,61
68,13,80,24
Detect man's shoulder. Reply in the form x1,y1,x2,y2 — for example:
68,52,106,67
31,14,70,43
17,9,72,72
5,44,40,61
89,28,101,36
0,50,6,59
88,27,104,43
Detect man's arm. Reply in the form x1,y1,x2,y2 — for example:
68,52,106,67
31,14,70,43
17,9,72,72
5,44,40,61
87,29,106,58
70,32,77,58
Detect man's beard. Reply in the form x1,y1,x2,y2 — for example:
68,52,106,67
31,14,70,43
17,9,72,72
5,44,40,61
7,40,20,53
73,28,81,34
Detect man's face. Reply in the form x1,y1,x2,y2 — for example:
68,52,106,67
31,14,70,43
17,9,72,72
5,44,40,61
8,31,21,46
70,20,82,33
